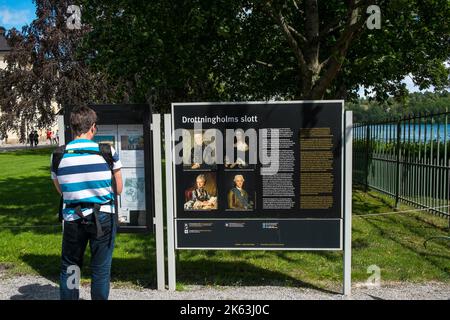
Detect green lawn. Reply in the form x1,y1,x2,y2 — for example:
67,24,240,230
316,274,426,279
0,148,449,291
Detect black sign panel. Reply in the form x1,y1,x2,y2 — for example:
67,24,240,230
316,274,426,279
172,101,344,249
177,219,341,249
63,104,154,234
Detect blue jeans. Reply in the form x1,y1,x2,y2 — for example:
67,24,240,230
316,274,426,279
60,212,116,300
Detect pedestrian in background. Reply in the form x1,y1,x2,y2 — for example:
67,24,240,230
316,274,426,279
34,130,39,146
29,131,35,147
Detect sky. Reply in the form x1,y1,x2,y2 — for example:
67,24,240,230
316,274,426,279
358,76,436,98
0,0,441,97
0,0,35,31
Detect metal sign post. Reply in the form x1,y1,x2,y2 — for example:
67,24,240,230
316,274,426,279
343,111,353,296
164,114,177,291
152,114,166,291
56,114,65,146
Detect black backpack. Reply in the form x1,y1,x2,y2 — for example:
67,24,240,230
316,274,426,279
51,143,116,222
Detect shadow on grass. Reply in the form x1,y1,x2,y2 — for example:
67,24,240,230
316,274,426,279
0,173,60,234
352,191,393,216
180,256,340,294
181,262,337,294
409,212,450,232
20,252,339,294
363,215,450,277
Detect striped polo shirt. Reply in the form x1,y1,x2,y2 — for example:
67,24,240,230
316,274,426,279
51,139,122,221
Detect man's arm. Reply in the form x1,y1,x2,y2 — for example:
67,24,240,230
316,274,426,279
109,146,123,195
113,169,123,195
52,179,62,195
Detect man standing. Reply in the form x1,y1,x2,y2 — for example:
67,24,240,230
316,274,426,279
33,130,39,146
53,130,59,145
51,106,123,300
29,130,35,147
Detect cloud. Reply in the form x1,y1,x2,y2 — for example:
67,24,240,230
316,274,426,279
401,74,435,93
0,8,32,28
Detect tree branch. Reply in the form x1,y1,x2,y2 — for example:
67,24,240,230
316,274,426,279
319,18,346,38
304,0,319,42
312,1,374,98
263,1,307,71
256,60,273,68
304,0,320,68
288,26,307,44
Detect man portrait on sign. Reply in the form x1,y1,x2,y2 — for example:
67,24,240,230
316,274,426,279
227,174,253,210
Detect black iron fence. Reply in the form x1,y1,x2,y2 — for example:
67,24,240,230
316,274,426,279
353,111,450,219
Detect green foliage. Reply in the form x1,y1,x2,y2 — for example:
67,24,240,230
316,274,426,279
355,138,450,163
1,0,449,119
340,0,450,101
79,0,246,111
78,0,449,108
347,91,450,122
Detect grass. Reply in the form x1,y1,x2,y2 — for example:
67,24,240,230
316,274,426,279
0,147,449,291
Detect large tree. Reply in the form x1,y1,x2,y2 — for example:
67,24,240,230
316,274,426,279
81,0,449,103
0,0,109,142
214,0,450,100
79,0,244,111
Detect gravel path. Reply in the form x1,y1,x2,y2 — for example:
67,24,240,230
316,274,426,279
0,275,449,300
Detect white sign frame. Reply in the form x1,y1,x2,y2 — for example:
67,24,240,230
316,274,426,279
164,102,352,295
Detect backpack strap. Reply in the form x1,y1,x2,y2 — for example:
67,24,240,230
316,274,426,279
51,145,66,222
98,143,119,232
98,143,115,171
52,143,114,173
51,145,66,174
58,196,64,222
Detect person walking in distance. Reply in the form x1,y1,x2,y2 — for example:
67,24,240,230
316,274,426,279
53,130,59,145
29,130,35,147
51,106,123,300
33,130,39,146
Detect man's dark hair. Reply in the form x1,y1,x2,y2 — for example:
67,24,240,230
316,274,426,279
70,106,98,136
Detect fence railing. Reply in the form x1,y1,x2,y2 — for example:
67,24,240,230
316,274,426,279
353,111,450,219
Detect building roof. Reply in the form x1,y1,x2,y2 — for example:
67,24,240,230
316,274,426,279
0,27,11,52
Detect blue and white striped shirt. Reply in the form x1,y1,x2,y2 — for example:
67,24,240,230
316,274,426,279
51,139,122,221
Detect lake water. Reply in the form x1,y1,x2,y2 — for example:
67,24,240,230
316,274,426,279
359,124,450,142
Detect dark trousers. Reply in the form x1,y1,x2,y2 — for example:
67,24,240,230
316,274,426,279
60,212,116,300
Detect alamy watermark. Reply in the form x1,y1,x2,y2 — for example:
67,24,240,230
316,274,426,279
66,5,82,30
367,5,381,30
65,5,381,31
172,122,281,174
355,264,381,288
66,265,81,290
